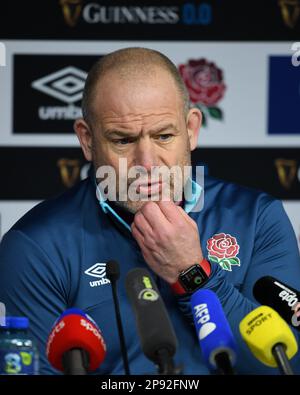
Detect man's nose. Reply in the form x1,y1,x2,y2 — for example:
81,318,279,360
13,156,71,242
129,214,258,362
133,139,158,171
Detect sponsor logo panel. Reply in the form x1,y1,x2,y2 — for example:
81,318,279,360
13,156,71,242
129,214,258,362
13,55,99,134
2,1,300,40
0,147,299,200
192,148,300,200
268,56,300,135
0,147,87,200
60,0,212,27
179,57,226,128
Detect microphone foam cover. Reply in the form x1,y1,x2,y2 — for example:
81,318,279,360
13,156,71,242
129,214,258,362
239,305,298,367
47,313,106,372
191,289,237,369
125,267,177,363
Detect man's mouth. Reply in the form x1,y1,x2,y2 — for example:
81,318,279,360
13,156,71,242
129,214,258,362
137,182,162,195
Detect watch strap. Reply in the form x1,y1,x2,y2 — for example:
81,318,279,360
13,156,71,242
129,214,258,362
170,259,211,295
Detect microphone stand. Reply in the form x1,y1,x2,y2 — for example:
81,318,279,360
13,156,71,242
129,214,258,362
214,352,235,375
110,277,131,375
156,348,182,375
62,348,89,375
272,344,294,375
106,260,131,375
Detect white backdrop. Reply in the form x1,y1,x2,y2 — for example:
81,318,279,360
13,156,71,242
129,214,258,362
0,40,299,249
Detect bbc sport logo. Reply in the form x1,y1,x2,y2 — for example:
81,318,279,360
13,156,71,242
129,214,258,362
0,42,6,67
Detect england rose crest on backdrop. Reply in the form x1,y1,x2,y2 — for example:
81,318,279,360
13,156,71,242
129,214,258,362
178,59,226,127
207,233,240,271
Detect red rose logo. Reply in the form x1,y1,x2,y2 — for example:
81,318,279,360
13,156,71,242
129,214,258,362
207,233,240,271
178,59,226,127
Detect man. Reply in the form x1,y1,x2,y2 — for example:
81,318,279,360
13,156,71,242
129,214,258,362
0,47,300,374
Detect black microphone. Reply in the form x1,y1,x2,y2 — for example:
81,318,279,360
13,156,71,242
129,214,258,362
253,276,300,330
125,268,179,375
106,260,131,375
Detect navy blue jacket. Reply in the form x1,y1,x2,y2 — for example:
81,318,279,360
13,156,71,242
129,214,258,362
0,173,300,375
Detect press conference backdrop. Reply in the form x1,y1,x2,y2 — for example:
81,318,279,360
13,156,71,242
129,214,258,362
0,0,299,250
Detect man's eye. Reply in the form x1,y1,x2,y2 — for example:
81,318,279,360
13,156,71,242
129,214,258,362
157,134,173,141
113,138,132,145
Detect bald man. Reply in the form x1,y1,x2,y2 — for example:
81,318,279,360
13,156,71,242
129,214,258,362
0,48,300,375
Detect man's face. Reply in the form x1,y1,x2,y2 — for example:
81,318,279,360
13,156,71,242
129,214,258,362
76,68,201,213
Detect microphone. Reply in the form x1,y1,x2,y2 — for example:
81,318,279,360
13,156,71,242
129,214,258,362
58,307,87,319
125,268,179,374
253,276,300,329
190,289,237,375
46,309,106,375
239,305,298,375
106,260,131,375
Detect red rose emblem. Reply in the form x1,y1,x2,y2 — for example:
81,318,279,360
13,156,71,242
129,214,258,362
179,59,226,107
207,233,240,271
207,233,239,259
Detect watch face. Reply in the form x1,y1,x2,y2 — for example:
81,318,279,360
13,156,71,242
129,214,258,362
179,265,207,293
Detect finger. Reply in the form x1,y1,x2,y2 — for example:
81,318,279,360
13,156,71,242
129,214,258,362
134,211,155,236
132,223,154,263
176,206,198,228
157,200,185,225
131,222,145,247
139,201,170,232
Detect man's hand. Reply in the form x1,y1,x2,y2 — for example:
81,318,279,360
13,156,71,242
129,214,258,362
131,201,203,284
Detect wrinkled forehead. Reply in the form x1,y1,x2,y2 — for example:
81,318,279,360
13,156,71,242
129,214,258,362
91,68,184,123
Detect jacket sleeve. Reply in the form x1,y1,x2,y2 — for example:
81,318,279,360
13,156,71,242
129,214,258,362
176,198,300,374
0,229,69,374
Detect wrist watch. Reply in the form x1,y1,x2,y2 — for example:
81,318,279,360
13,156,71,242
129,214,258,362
170,259,211,295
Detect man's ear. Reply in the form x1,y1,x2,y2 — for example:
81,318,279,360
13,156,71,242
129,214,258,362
186,108,202,151
74,118,93,162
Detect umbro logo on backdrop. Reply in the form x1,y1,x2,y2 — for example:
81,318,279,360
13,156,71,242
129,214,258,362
13,54,99,134
31,66,86,121
85,263,111,288
31,66,87,105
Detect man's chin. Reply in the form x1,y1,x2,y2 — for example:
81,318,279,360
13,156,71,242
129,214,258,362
114,199,152,214
115,196,181,214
